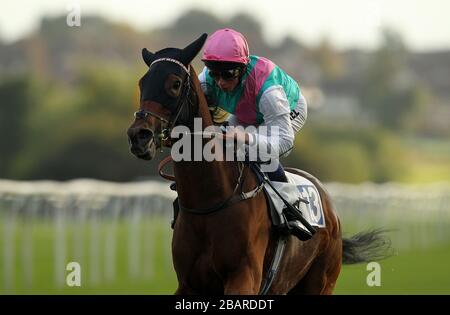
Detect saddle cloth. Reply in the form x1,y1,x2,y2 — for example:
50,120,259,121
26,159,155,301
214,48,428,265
263,171,326,228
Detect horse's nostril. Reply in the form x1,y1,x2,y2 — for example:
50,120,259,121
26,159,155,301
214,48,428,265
138,129,153,141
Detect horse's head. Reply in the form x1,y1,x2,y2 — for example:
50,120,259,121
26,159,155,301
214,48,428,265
127,33,208,160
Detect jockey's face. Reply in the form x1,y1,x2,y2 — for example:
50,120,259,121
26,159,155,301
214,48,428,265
207,65,243,93
215,76,239,93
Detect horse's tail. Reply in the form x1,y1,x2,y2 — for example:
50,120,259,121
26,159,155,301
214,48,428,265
342,228,392,264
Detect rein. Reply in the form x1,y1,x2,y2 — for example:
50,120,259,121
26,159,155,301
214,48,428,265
159,156,264,215
158,155,175,181
178,162,264,215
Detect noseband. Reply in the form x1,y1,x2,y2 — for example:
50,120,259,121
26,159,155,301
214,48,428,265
134,58,196,145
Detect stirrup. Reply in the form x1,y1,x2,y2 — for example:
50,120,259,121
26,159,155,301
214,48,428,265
287,220,313,241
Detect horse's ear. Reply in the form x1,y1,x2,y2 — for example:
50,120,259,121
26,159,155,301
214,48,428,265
142,48,155,67
180,33,208,66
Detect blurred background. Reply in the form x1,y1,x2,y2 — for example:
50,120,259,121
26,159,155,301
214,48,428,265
0,0,449,294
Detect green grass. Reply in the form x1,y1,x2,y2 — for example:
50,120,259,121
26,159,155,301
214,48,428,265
0,216,177,294
1,216,449,294
335,243,450,294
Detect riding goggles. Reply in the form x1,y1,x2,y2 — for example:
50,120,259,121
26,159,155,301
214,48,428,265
208,68,241,81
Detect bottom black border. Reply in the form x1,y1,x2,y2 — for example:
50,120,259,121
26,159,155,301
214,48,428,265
1,295,448,313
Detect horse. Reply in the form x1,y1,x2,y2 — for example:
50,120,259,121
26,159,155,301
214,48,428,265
127,33,390,294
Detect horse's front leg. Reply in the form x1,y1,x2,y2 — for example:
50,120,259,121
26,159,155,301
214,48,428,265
223,264,262,295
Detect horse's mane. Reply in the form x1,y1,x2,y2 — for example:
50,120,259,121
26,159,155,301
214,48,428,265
188,65,214,127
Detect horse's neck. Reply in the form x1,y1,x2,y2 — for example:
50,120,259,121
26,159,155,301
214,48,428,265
189,66,213,128
174,160,237,207
173,67,237,207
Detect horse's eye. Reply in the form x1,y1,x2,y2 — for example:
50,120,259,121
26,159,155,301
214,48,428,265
165,75,183,97
173,81,181,90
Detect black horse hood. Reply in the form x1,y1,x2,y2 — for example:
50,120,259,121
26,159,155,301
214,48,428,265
139,33,208,107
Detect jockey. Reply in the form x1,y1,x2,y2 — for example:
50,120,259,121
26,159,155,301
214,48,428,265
198,28,311,240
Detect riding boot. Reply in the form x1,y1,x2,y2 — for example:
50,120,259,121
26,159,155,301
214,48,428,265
287,220,314,241
283,203,314,241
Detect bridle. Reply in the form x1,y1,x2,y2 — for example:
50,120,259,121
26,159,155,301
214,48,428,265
134,57,264,214
134,58,197,145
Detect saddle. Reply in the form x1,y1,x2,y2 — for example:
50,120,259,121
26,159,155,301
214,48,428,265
249,163,325,239
262,171,326,229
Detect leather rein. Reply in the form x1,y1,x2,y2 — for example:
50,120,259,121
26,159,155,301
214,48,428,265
159,156,264,215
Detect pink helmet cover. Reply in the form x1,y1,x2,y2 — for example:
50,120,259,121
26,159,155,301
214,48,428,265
202,28,250,64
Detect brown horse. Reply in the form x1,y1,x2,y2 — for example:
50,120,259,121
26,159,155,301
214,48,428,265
127,34,390,294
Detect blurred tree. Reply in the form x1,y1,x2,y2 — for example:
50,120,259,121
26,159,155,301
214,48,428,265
228,13,270,56
283,123,407,183
7,64,163,181
0,76,35,177
313,38,345,81
359,29,429,131
163,9,224,46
